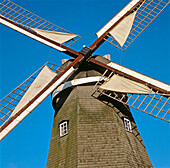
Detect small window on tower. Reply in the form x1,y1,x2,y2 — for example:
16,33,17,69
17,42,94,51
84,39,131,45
59,121,68,137
124,118,132,132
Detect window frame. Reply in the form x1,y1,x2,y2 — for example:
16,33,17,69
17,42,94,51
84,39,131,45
124,118,132,132
59,121,68,137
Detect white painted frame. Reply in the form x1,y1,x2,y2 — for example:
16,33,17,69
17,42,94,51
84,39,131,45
60,121,68,137
124,118,132,132
96,0,142,37
0,16,66,52
107,62,170,93
0,67,75,141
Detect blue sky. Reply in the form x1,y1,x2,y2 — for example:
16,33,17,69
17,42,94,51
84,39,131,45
0,0,170,168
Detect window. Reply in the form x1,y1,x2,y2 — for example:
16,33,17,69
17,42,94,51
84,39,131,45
59,121,68,137
124,118,132,132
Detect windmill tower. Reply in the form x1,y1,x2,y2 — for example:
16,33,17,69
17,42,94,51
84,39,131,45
46,57,153,167
0,0,169,168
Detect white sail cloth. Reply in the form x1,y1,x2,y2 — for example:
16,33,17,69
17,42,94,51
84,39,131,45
109,11,137,47
99,74,155,94
10,66,57,117
32,28,78,44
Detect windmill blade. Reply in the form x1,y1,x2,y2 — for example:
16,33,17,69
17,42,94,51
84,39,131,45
0,62,72,141
0,0,80,56
0,51,85,141
96,0,170,51
90,58,170,94
91,59,170,122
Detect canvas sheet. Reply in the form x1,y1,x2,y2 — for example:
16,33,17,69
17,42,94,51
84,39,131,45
32,28,77,44
99,74,155,94
10,66,57,117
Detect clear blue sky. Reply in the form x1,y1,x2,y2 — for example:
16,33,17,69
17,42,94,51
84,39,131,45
0,0,170,168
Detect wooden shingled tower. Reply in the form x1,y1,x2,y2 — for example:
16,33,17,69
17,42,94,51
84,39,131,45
0,0,170,167
46,57,152,167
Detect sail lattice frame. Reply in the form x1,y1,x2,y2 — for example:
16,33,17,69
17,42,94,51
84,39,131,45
92,69,170,123
105,0,170,51
0,0,81,47
93,89,170,122
0,62,60,129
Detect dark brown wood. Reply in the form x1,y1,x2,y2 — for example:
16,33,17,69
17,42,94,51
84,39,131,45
89,32,108,52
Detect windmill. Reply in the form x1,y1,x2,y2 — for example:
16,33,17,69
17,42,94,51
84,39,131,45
0,0,169,167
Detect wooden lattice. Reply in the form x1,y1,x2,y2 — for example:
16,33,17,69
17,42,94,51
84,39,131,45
92,69,170,122
0,0,81,47
105,0,170,51
0,62,60,129
93,89,170,122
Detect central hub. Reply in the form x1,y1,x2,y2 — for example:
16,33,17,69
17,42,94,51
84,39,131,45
79,46,92,59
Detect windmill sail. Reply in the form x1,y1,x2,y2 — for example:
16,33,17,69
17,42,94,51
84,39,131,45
32,28,78,44
99,74,156,94
90,58,170,94
10,65,57,117
91,59,170,122
0,63,63,141
96,0,170,51
0,0,81,52
109,11,137,47
107,61,170,94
